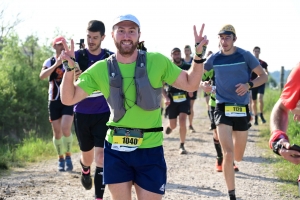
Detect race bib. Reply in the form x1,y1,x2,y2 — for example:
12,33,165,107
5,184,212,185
111,128,143,152
225,103,246,117
172,92,186,103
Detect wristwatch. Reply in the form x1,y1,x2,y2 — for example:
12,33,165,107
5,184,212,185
247,82,254,90
272,141,283,156
62,60,75,72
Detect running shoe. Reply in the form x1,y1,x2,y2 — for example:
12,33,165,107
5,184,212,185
81,169,92,190
65,156,73,171
254,121,258,126
261,118,267,124
230,195,236,200
58,158,65,172
179,146,187,154
189,125,196,133
215,161,222,172
165,127,172,135
216,157,223,172
233,163,239,172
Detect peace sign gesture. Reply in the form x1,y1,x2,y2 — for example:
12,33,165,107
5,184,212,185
60,39,76,67
193,24,209,56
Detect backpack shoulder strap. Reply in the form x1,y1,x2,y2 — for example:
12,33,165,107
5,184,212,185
50,57,56,66
135,50,147,77
77,49,89,72
103,48,113,59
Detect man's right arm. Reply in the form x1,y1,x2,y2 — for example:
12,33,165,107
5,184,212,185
60,70,88,106
39,58,61,80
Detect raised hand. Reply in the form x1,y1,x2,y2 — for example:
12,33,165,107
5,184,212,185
61,39,75,67
193,24,209,56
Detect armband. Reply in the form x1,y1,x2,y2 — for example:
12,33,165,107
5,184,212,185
194,58,206,64
195,43,207,58
269,130,289,149
62,60,75,72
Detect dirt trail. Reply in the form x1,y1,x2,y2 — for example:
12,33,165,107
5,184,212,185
0,98,296,200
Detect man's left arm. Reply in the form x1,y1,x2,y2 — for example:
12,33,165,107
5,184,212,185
250,65,268,88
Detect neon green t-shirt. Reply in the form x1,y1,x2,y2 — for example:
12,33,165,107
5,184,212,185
77,52,182,148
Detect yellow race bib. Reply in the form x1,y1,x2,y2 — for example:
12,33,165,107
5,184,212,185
225,103,246,117
172,92,187,103
111,128,144,152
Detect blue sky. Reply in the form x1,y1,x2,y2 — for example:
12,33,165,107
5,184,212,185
2,0,300,72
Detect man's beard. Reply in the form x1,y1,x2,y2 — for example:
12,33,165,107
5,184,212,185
114,39,139,57
173,58,182,65
88,42,101,53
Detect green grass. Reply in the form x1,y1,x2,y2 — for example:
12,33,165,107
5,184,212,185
0,130,80,174
258,88,300,197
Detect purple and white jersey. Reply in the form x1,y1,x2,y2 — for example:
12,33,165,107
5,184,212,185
74,48,113,114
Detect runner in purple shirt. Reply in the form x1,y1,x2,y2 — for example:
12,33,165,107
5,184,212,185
74,20,113,200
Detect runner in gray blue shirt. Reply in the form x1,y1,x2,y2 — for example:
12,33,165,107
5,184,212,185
202,24,268,200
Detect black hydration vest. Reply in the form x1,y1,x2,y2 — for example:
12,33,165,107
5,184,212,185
106,50,162,122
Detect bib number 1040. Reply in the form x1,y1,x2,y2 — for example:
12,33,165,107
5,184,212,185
123,137,138,145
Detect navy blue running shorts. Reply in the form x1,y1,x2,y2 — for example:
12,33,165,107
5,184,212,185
103,140,167,194
74,112,110,151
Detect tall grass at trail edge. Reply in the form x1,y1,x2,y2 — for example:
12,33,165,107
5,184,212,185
259,88,300,198
0,130,80,173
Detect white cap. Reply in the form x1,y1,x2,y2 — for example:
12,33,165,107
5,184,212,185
112,14,140,28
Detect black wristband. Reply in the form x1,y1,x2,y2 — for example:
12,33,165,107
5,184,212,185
272,141,283,156
248,81,254,89
194,58,206,64
70,57,76,62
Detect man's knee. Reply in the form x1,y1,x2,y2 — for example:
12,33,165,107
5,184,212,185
223,151,234,162
95,148,104,167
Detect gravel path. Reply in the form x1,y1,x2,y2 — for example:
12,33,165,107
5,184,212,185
0,98,296,200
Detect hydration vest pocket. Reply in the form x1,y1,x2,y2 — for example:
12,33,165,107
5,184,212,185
107,86,126,122
136,76,161,110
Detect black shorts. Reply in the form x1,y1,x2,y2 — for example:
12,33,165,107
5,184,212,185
214,103,250,131
74,112,110,151
251,84,265,100
167,100,190,119
48,100,74,121
209,106,216,130
190,91,198,100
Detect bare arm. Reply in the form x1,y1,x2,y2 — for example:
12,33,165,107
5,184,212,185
270,99,300,163
270,99,289,132
39,56,62,80
235,65,268,96
172,57,204,92
60,70,88,105
251,65,268,88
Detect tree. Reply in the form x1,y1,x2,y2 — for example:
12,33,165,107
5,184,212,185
0,32,53,143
